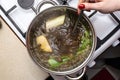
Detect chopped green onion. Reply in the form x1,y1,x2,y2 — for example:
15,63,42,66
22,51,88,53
48,58,60,68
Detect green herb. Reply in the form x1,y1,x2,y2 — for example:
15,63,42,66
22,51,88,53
48,58,61,68
48,56,70,68
77,30,91,55
62,56,70,62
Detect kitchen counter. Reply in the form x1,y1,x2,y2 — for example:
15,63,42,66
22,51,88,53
0,17,49,80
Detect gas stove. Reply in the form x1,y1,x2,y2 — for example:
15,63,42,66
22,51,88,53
1,0,120,80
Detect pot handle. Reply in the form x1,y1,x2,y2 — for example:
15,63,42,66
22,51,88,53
65,67,86,80
36,0,58,14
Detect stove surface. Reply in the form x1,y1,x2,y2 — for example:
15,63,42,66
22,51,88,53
1,0,120,80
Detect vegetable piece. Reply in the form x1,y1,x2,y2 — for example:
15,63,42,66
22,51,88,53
62,56,70,62
36,35,52,52
46,15,65,31
48,58,61,68
77,30,91,54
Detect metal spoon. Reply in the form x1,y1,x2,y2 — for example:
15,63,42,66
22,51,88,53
17,0,37,14
72,0,90,33
72,10,84,33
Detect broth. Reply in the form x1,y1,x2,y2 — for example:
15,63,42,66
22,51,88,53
31,21,92,71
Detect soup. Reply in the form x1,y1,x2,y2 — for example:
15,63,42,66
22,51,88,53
29,8,93,71
31,21,92,71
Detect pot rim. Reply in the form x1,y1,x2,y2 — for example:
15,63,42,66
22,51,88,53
26,6,97,75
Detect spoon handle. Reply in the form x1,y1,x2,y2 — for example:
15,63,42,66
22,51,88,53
72,0,91,33
72,10,84,33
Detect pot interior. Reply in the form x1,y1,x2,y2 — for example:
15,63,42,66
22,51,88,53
27,6,94,72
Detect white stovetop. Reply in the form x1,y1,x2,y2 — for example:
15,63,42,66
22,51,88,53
1,0,120,80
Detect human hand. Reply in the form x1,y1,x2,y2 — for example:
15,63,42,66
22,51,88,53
78,0,120,14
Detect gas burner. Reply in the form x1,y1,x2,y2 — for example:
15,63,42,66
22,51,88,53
17,0,37,14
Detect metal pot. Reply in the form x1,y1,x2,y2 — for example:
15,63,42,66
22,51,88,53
26,0,96,80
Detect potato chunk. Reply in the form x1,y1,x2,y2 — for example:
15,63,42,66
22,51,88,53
36,35,52,52
46,15,65,31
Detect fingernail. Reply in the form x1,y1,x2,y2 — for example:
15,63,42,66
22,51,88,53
78,4,85,9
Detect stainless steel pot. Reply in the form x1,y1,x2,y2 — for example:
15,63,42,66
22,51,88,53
26,0,96,80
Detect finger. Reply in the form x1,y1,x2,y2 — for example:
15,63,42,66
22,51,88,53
79,2,103,11
78,0,84,6
89,0,96,3
77,8,80,14
80,0,84,3
77,0,85,14
77,0,96,14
